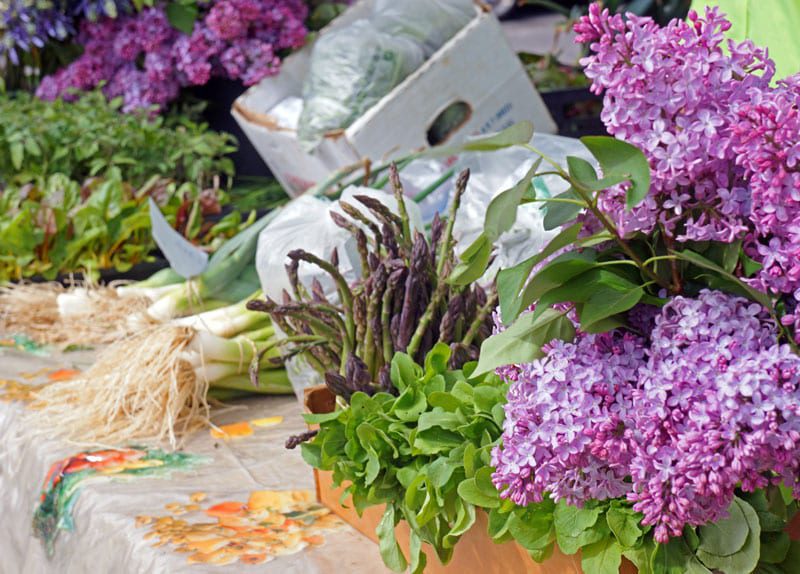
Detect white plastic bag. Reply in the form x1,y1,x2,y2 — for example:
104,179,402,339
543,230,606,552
372,0,474,57
255,194,355,302
297,20,426,146
451,133,599,280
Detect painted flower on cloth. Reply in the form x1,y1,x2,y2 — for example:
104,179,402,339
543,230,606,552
138,490,344,565
32,447,206,555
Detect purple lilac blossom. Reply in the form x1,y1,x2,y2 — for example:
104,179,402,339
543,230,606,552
731,78,800,299
1,0,129,65
492,290,800,543
574,5,774,243
36,0,308,112
574,3,800,306
1,0,72,64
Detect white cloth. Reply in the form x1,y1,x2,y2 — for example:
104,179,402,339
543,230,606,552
0,347,389,574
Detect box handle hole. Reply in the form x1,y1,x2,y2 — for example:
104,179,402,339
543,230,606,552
426,101,472,146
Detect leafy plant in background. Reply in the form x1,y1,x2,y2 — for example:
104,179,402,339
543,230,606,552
305,0,349,31
443,4,800,571
0,173,250,281
0,90,235,187
0,89,247,280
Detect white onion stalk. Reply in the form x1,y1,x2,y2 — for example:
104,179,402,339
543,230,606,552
171,296,264,338
146,280,205,322
117,282,185,303
185,330,278,365
56,288,92,317
237,325,275,342
210,370,292,394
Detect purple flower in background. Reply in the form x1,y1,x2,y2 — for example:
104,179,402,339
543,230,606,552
1,0,73,64
36,0,309,111
575,5,774,244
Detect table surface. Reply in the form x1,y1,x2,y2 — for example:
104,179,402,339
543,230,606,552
0,344,390,574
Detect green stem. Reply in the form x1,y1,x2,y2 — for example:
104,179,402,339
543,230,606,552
381,285,394,365
530,197,587,206
595,260,641,269
570,181,671,291
291,251,355,356
463,291,497,346
389,163,412,242
642,255,678,267
406,281,448,358
436,169,469,278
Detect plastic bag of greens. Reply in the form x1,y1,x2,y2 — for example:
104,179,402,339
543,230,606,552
297,20,425,146
373,0,474,57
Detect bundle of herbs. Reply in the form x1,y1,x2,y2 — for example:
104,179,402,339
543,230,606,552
247,166,496,400
300,344,508,572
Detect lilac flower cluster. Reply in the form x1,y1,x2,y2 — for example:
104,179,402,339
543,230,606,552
1,0,72,64
575,6,800,299
493,290,800,543
36,0,308,112
1,0,129,64
731,78,800,298
492,326,644,507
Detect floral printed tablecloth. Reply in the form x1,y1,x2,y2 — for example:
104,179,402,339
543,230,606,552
0,345,389,574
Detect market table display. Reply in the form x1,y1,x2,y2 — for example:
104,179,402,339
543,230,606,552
0,344,389,574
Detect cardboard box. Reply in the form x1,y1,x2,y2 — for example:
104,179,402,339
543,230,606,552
303,386,636,574
232,1,557,197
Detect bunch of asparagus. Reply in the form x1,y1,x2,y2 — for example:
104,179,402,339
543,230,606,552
247,166,496,400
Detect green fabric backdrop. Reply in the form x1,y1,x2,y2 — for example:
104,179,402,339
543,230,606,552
693,0,800,80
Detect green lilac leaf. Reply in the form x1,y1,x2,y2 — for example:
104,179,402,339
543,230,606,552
165,2,198,34
449,232,493,285
673,249,773,309
606,506,644,548
580,136,651,209
579,285,644,331
472,307,576,376
496,222,583,324
483,159,542,239
460,121,534,151
543,187,584,231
